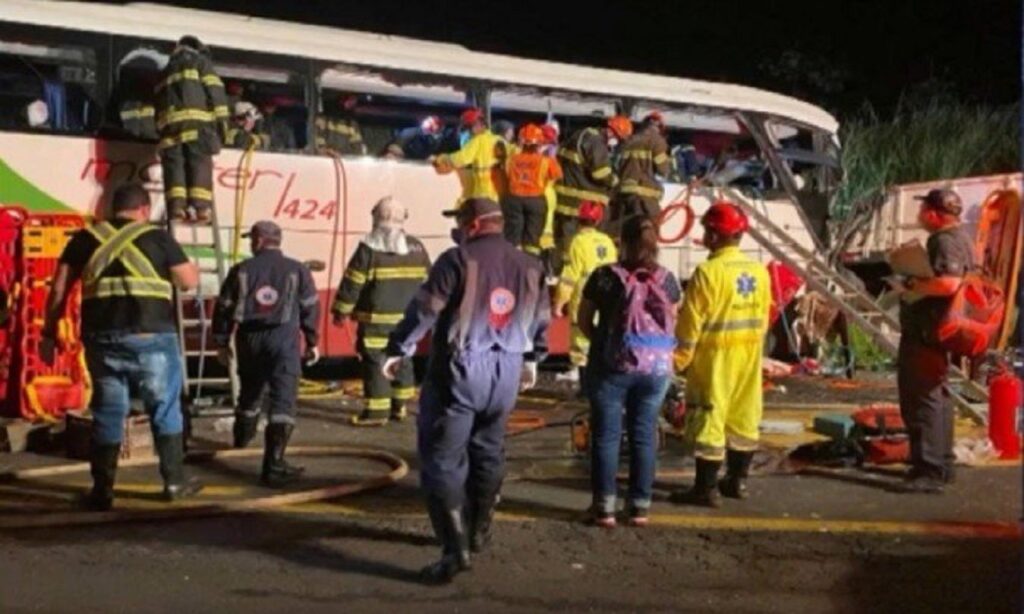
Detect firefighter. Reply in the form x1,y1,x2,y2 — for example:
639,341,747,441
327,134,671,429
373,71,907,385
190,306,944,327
432,107,508,207
502,123,563,257
553,115,632,274
554,201,617,393
331,197,431,426
607,112,672,236
315,94,367,156
672,201,770,507
382,198,550,584
212,221,321,487
225,101,269,151
41,183,202,510
119,99,158,141
155,35,229,224
897,189,975,493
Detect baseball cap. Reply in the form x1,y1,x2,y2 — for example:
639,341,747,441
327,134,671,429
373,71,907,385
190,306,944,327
442,198,502,222
914,188,963,215
242,220,282,241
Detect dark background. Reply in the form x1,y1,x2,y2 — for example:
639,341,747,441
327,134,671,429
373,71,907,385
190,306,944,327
98,0,1020,115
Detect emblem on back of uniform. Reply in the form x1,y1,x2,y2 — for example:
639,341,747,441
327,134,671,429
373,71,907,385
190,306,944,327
488,287,516,330
254,285,280,310
736,273,756,298
597,245,608,260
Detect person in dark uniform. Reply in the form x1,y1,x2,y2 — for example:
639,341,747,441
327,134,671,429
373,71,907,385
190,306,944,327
897,188,975,494
212,220,321,487
315,94,367,156
41,183,202,510
225,101,269,151
382,198,551,584
331,197,431,426
155,35,229,224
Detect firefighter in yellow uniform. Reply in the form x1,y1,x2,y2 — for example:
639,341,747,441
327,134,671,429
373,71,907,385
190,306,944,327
672,201,770,508
432,107,508,207
554,201,617,393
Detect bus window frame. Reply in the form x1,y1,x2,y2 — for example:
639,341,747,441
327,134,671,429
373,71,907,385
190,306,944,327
0,21,109,137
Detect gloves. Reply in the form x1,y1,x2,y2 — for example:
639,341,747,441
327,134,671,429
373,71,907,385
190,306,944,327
303,346,320,367
520,361,538,391
382,356,403,381
216,346,234,367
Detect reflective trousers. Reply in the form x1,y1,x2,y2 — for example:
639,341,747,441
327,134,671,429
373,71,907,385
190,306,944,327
683,341,763,461
161,142,214,213
361,348,415,414
417,350,523,509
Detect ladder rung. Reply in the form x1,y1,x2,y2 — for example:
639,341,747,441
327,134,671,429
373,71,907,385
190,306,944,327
187,378,231,385
180,319,209,328
184,350,219,357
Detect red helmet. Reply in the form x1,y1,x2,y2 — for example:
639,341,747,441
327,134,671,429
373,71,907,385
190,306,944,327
518,123,544,146
578,200,605,224
607,115,633,140
460,107,484,127
644,111,666,132
701,201,749,236
540,124,558,144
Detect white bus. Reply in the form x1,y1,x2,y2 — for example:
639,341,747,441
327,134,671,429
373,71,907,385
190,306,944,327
0,0,841,358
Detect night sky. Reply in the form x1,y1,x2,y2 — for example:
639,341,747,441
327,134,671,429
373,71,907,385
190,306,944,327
104,0,1019,116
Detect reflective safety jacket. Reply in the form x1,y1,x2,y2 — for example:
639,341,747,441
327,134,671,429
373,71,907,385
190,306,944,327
81,221,173,302
617,126,671,203
331,238,431,351
506,151,563,198
119,100,157,141
386,234,550,377
674,245,771,460
154,46,229,151
555,127,617,216
557,227,618,365
315,116,366,155
225,127,269,151
436,131,508,203
212,248,321,347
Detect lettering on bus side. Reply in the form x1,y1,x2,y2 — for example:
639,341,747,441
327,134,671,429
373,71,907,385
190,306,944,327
271,172,338,221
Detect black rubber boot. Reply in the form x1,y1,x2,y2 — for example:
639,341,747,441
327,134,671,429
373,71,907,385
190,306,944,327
261,423,305,488
719,450,754,499
80,444,120,511
233,413,259,448
155,434,203,501
420,497,471,585
670,458,722,508
468,490,500,553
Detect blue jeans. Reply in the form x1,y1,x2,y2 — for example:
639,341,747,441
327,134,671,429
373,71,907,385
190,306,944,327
84,333,184,445
589,370,670,513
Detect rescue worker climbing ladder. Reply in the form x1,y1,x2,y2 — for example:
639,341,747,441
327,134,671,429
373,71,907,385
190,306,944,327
502,123,563,257
332,197,431,426
553,116,631,274
608,112,672,235
155,35,229,224
673,201,771,508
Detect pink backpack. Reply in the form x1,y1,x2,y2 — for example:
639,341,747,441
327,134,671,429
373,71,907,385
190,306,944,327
604,264,677,375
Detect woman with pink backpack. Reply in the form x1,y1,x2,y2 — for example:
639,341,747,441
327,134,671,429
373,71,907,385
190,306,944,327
576,215,681,527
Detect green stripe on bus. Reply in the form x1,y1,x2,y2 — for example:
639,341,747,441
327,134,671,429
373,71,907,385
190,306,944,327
0,156,73,212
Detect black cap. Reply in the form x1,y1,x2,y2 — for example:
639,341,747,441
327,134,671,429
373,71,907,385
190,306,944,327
914,188,963,216
242,220,282,241
442,198,502,222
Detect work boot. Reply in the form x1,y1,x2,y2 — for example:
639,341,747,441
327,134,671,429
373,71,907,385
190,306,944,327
261,423,305,488
168,203,188,223
467,490,500,553
670,458,722,508
155,434,203,502
232,413,259,448
390,404,408,423
192,206,213,225
79,444,120,512
350,409,389,427
719,450,754,499
421,497,471,585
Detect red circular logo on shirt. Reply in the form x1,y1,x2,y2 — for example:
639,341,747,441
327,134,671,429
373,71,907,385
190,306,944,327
489,287,516,329
255,285,280,307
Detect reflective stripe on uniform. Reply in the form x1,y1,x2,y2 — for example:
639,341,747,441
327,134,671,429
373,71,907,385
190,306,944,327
726,430,759,451
393,386,416,401
188,187,213,202
82,277,173,300
156,108,216,130
370,266,428,281
166,186,188,199
121,107,155,120
619,181,664,198
344,269,367,285
558,147,584,165
332,300,355,314
159,129,200,149
554,184,610,204
83,222,161,283
156,68,201,91
703,319,764,333
362,337,388,350
622,149,653,160
367,398,391,411
353,311,404,325
654,152,670,165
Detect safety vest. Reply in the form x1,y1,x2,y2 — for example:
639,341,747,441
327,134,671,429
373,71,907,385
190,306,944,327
437,131,508,203
81,221,173,301
506,152,562,197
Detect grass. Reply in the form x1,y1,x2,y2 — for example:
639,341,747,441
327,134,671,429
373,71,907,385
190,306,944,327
846,325,892,371
832,99,1020,220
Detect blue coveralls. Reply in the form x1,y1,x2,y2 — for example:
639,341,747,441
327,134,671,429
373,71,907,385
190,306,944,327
213,249,320,425
387,233,550,509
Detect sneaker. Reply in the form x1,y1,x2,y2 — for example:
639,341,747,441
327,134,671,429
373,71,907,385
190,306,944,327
625,505,649,527
586,508,617,529
555,370,579,383
899,475,945,495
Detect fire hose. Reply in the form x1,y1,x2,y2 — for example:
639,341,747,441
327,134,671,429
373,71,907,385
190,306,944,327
0,445,408,529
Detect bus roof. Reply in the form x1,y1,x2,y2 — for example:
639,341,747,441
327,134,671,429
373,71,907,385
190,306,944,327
4,1,840,134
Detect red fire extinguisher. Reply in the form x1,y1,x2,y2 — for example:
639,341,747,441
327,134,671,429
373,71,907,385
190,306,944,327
988,360,1022,461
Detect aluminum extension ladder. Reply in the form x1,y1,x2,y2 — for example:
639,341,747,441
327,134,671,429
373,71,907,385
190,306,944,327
723,188,988,424
168,207,238,416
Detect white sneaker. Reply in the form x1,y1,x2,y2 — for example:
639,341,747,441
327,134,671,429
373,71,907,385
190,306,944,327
555,370,579,383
